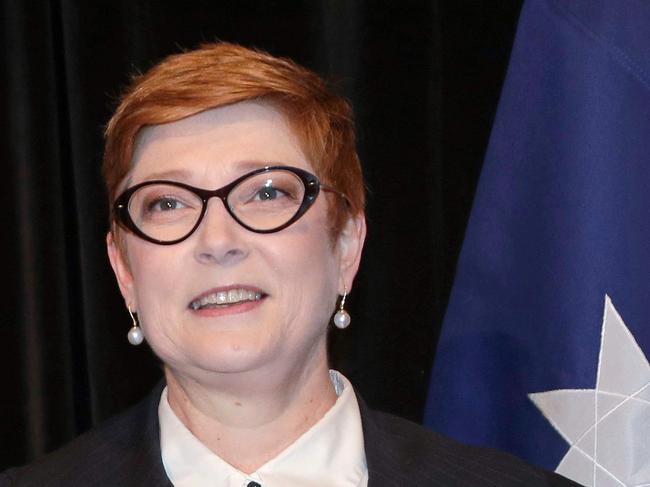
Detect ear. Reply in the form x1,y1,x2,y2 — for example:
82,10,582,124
107,231,136,308
336,214,367,294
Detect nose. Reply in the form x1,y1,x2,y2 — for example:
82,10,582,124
192,198,250,266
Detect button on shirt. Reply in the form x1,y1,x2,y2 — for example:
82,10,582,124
159,370,368,487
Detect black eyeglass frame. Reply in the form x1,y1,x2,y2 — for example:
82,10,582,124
113,165,348,245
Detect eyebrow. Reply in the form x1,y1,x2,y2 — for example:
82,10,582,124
136,161,273,183
139,168,193,181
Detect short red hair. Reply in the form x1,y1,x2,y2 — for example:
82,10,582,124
103,42,364,237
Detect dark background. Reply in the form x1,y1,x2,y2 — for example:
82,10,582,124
1,0,522,469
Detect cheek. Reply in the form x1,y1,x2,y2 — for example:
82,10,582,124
272,223,340,334
127,243,184,323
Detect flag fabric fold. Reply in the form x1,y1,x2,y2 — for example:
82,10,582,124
425,0,650,484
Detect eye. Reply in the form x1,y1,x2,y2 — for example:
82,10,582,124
255,186,282,201
231,172,303,208
146,196,188,212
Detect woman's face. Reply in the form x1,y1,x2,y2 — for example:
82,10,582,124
108,101,364,383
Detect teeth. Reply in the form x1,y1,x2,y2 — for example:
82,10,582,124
190,288,263,310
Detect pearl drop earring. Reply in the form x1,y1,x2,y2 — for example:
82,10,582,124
127,306,144,346
333,287,351,329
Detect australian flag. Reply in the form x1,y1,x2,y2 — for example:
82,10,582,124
425,1,650,486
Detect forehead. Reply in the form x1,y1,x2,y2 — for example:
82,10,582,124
129,101,310,183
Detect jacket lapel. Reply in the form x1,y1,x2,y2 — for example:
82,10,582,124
358,396,410,487
111,381,173,486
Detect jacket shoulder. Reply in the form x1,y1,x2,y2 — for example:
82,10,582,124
362,407,581,487
1,386,167,487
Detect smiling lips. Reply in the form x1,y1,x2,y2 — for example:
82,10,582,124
189,288,264,311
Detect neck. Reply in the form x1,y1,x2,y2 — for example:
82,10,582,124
164,344,337,474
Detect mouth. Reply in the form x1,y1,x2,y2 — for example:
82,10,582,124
188,287,266,311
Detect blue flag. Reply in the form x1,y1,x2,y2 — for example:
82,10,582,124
425,1,650,485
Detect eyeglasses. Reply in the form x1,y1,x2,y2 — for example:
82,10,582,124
113,165,347,245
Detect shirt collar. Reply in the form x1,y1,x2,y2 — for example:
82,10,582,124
159,370,368,487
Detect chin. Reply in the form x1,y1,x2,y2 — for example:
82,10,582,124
166,336,277,377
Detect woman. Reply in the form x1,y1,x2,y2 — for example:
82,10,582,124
1,43,581,486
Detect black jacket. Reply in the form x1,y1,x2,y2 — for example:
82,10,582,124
1,384,582,486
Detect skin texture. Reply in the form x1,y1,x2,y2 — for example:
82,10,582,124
107,101,366,472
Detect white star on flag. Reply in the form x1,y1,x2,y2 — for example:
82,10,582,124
529,295,650,487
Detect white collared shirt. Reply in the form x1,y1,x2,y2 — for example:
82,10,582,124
159,370,368,487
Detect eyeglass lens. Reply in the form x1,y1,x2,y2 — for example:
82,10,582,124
127,169,307,242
